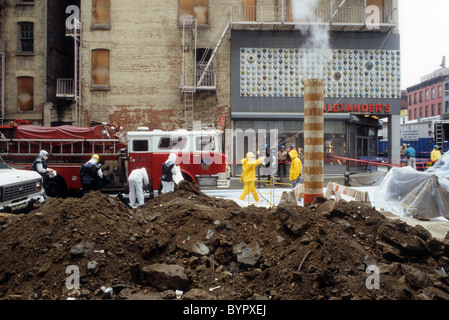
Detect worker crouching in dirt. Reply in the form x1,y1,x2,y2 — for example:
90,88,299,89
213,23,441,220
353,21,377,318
79,154,105,195
239,152,265,202
128,167,150,208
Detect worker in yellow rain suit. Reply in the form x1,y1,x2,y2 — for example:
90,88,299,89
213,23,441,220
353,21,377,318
239,152,265,202
289,149,303,188
431,145,442,165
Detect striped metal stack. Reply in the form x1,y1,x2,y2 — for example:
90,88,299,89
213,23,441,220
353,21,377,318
303,79,324,205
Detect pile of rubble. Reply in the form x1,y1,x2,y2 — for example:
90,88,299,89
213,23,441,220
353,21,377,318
0,181,449,300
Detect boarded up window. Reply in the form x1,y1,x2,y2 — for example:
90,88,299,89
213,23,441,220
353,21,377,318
18,22,34,53
17,77,33,111
92,49,110,87
92,0,110,26
243,0,256,22
179,0,209,25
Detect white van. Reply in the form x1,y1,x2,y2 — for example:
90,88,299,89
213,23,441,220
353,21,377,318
0,157,43,212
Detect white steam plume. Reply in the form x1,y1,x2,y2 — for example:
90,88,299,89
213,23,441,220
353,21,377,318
290,0,331,79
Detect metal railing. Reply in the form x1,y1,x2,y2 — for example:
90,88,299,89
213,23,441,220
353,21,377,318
56,78,75,98
196,70,216,88
229,5,396,25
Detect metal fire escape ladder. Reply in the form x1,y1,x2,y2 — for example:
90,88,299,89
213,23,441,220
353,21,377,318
73,18,82,127
181,19,197,130
181,8,231,129
0,41,5,125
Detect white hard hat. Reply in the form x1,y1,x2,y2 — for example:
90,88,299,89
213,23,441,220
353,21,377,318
39,150,49,157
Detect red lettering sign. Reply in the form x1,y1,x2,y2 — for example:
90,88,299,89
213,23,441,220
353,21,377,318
323,103,392,114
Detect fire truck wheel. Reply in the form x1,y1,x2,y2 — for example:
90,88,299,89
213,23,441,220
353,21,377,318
46,176,68,198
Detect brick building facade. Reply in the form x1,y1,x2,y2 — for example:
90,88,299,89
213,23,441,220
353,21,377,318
1,0,402,173
406,69,449,122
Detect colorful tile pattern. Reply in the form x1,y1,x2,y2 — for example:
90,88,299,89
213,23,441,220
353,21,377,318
240,48,401,99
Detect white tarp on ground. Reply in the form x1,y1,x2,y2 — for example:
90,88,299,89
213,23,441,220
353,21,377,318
375,152,449,219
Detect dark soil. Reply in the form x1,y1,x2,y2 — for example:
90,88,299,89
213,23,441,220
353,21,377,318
1,181,449,300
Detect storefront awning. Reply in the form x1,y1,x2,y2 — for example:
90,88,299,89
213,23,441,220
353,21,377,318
231,112,353,121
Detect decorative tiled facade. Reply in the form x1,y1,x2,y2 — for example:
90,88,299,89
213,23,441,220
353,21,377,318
240,48,401,99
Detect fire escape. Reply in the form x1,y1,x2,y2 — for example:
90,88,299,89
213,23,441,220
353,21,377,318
180,9,231,130
56,18,82,126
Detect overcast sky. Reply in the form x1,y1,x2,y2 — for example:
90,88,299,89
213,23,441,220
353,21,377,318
399,0,449,89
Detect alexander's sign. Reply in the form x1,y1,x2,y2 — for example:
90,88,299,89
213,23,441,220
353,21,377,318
324,103,392,114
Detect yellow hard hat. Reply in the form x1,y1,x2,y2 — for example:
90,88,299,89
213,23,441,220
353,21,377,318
246,152,255,158
92,154,100,160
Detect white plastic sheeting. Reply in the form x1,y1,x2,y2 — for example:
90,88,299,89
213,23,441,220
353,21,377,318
375,152,449,219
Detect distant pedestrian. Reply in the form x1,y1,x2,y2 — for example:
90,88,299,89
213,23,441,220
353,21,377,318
404,144,416,169
400,143,407,166
278,146,288,180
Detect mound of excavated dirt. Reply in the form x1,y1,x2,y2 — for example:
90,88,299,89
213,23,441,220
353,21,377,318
1,181,449,300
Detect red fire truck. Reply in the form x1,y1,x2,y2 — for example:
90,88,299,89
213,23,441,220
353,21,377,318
0,123,229,197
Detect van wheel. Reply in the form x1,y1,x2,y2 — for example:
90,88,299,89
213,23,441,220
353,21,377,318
45,176,67,198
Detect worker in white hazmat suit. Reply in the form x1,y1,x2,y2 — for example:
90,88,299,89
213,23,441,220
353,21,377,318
160,154,183,193
128,167,150,208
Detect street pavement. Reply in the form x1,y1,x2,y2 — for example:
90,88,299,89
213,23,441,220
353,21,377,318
202,167,449,240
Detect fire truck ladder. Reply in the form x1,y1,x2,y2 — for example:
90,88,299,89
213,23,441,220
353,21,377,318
0,139,122,157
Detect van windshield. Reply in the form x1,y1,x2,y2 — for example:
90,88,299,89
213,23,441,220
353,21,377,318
0,158,10,169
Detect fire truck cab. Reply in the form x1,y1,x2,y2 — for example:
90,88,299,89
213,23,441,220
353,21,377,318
127,128,229,191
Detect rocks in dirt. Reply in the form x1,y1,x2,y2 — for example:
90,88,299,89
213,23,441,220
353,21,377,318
70,242,94,258
401,265,429,290
2,183,449,300
179,241,210,256
141,264,189,291
233,242,261,266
